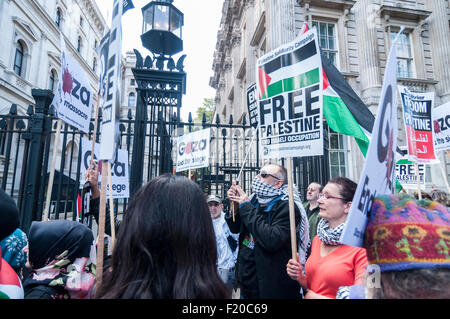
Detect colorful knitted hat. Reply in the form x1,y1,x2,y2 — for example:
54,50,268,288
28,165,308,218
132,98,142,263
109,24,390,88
364,193,450,272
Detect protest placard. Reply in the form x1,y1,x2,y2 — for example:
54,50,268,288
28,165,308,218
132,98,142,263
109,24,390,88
432,101,450,152
399,86,438,164
247,83,258,129
395,158,426,190
176,128,210,172
52,34,93,134
256,28,323,159
81,137,129,199
340,30,402,247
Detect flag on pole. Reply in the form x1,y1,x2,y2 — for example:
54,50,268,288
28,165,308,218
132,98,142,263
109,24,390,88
321,53,374,156
301,23,374,156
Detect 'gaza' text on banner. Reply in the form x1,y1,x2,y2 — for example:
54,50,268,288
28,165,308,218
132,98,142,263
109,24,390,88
81,138,129,199
176,128,210,172
256,29,323,159
432,101,450,152
51,35,93,133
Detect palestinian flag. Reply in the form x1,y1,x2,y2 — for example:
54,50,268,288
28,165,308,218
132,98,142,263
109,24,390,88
321,54,374,156
300,24,373,156
257,40,320,100
0,257,23,299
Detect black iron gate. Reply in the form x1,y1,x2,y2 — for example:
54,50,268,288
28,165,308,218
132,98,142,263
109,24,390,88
0,87,330,234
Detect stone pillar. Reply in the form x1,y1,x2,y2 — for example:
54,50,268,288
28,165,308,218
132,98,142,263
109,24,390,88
426,0,450,103
353,0,381,113
267,0,296,50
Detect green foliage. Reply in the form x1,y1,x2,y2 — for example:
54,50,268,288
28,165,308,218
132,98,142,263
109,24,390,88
193,98,215,124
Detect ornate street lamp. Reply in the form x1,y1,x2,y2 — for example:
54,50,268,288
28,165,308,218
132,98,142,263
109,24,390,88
141,0,183,56
130,0,187,195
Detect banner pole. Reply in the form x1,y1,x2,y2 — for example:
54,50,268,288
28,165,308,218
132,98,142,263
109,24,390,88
42,119,62,221
96,160,108,285
286,157,297,260
415,162,422,200
107,162,116,248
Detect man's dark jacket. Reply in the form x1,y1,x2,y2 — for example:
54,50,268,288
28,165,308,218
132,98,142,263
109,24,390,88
226,195,301,299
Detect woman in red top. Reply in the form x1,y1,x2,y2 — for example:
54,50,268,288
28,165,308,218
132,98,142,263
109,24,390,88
286,177,368,299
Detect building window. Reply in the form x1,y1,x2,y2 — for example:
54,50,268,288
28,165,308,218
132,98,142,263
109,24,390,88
328,127,349,179
130,79,135,86
49,69,57,91
80,16,84,28
77,36,82,53
313,21,338,66
14,41,24,77
128,93,136,107
92,57,97,72
391,31,414,78
56,8,62,28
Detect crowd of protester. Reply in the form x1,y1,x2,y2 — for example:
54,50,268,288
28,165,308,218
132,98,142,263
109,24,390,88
1,162,449,299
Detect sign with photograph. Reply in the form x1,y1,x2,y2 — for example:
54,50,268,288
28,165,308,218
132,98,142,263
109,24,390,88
399,86,438,164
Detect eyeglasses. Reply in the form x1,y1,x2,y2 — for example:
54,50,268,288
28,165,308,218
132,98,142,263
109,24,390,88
318,193,345,201
259,170,280,180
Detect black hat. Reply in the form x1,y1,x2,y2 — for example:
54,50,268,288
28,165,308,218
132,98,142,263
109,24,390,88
0,189,20,241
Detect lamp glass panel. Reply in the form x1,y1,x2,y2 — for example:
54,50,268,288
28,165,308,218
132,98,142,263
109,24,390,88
142,6,154,33
170,9,182,38
154,5,169,31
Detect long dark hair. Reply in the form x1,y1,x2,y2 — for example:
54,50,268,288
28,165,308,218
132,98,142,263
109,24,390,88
95,174,229,299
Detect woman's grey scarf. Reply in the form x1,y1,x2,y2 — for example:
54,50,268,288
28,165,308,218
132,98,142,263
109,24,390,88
317,218,345,246
251,177,310,266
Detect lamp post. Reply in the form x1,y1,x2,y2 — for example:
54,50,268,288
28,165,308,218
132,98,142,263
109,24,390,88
130,0,187,196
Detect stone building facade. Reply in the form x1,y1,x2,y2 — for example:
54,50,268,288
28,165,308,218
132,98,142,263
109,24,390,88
210,0,450,192
0,0,107,115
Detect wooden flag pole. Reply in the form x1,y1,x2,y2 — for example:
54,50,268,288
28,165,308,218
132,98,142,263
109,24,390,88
286,157,297,260
107,162,116,248
42,119,62,221
415,162,422,200
96,160,108,285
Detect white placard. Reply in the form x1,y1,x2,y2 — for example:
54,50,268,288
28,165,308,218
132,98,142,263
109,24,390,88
176,128,210,172
98,0,123,161
81,138,129,199
256,28,323,159
340,33,400,247
51,35,93,133
395,159,426,189
432,101,450,152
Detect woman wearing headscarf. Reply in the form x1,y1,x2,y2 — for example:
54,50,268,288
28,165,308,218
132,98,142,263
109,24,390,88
22,220,96,299
0,228,28,279
286,177,368,299
0,188,23,299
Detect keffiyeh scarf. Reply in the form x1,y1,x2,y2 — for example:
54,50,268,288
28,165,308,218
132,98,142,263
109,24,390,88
251,177,310,266
317,218,345,246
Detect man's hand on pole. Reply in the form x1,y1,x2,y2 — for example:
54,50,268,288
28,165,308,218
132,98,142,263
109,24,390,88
227,181,249,205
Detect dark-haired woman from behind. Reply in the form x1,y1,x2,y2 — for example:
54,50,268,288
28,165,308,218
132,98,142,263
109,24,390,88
286,177,368,299
95,174,230,299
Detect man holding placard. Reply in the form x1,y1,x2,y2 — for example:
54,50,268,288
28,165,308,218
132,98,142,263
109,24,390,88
227,164,304,299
